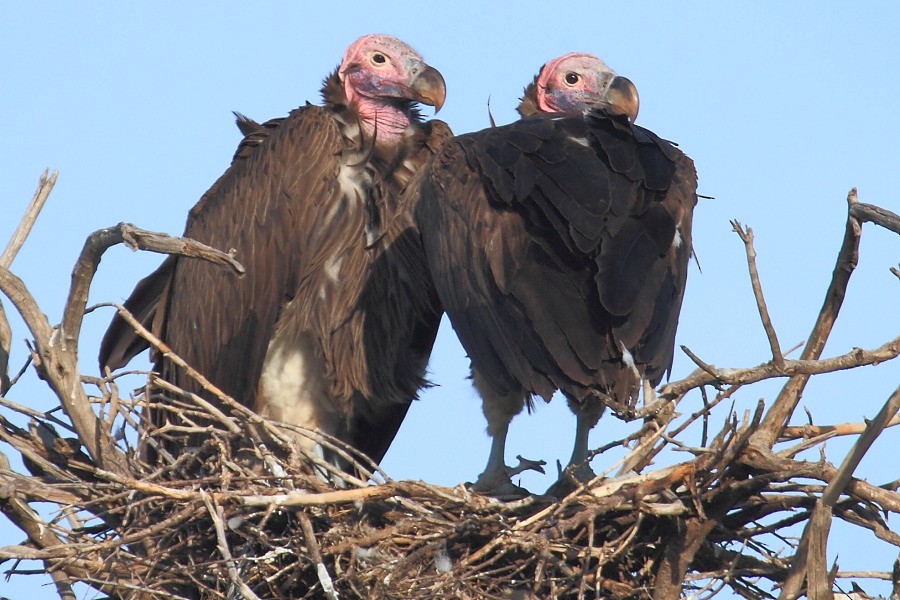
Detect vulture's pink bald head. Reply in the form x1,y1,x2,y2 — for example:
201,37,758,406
340,35,423,79
338,34,446,140
536,52,639,121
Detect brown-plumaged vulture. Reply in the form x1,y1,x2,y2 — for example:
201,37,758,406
414,53,697,495
99,34,449,468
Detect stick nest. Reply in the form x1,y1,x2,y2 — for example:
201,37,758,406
2,175,900,599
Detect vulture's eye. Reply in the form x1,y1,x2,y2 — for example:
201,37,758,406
565,72,580,85
372,53,387,65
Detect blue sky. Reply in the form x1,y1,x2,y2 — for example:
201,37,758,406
2,2,899,597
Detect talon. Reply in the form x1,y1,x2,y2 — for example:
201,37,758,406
546,461,596,498
508,455,546,477
469,475,531,499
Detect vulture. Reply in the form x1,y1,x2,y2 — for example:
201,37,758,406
99,34,449,468
414,53,697,494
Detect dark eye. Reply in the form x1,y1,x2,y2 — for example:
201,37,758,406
372,53,387,64
565,72,580,85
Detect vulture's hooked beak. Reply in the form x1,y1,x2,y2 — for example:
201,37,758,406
410,65,447,113
602,75,640,122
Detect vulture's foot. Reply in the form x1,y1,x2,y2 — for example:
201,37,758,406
470,466,530,498
470,476,530,498
466,455,547,500
471,455,545,497
545,461,596,498
508,454,547,477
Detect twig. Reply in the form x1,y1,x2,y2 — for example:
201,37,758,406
661,336,900,398
0,170,57,395
150,376,242,435
299,512,340,600
104,302,294,450
780,412,900,440
850,202,900,235
0,170,58,268
61,223,244,353
731,220,784,367
201,492,261,600
0,394,76,433
680,347,720,381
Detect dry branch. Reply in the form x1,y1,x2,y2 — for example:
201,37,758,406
63,222,244,350
0,170,58,268
731,220,784,367
662,336,900,399
1,170,57,395
850,202,900,235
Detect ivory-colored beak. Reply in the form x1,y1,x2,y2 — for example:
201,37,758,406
603,75,640,122
410,65,447,113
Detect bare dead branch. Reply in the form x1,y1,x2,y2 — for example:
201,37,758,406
1,170,58,395
780,412,900,440
823,385,900,507
0,265,124,473
2,179,899,598
662,336,900,398
202,492,262,600
62,223,244,353
0,170,58,268
731,220,784,367
299,512,340,600
0,304,10,395
781,499,833,600
851,202,900,235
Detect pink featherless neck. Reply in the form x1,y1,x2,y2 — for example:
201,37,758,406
352,102,411,141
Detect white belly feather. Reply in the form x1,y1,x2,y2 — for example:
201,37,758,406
255,329,339,452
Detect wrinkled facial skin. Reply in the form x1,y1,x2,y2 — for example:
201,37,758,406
536,52,639,121
339,34,445,111
537,53,615,112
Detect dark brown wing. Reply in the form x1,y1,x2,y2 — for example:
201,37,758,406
98,110,290,373
101,105,344,410
99,255,175,371
100,109,450,466
416,111,697,406
345,120,453,462
164,106,345,409
273,119,452,464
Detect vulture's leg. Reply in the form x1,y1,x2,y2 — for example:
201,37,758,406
547,396,605,496
566,408,601,481
470,367,528,496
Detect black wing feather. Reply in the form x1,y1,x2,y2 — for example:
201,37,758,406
417,109,697,407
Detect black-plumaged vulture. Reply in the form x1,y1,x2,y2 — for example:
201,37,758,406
99,34,449,468
414,53,697,494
